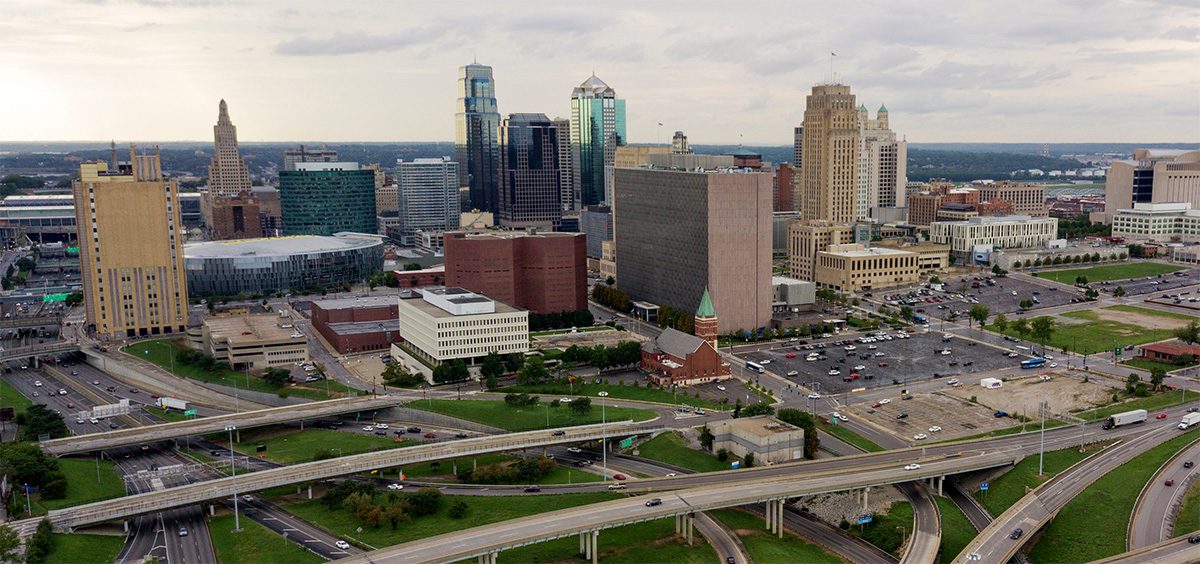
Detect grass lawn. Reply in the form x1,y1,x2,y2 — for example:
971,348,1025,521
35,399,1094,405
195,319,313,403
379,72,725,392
1122,358,1196,374
25,458,126,516
144,405,194,423
286,492,617,548
0,376,33,415
710,508,840,564
209,513,324,564
1075,390,1200,421
1034,262,1184,284
499,516,716,563
530,326,615,337
45,533,124,564
502,382,725,410
236,428,419,464
124,339,359,401
1030,429,1200,562
974,445,1094,515
411,399,657,432
818,420,885,452
1174,480,1200,536
847,501,913,556
987,305,1197,355
635,431,729,473
397,453,603,485
934,497,977,564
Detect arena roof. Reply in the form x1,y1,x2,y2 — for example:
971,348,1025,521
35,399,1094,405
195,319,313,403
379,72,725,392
184,233,383,259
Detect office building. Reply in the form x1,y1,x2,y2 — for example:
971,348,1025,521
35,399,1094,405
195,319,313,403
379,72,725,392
1112,202,1200,243
444,230,586,314
814,243,921,292
976,182,1047,217
600,239,617,281
772,277,817,313
774,163,795,211
184,233,384,296
570,74,626,206
251,186,281,236
579,205,613,259
392,287,529,381
455,62,502,215
672,131,692,154
711,416,805,465
614,166,773,334
497,113,563,230
798,84,861,223
73,146,188,338
647,152,735,170
858,104,907,212
875,241,950,274
395,157,458,246
283,145,338,171
279,162,376,236
786,220,854,281
310,295,401,355
207,99,252,198
187,314,308,370
1103,149,1200,223
930,215,1059,256
615,145,670,168
906,186,978,226
210,192,263,240
553,116,577,211
793,126,803,170
376,183,399,215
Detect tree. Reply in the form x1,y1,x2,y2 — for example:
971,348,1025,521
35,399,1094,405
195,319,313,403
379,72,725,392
1150,367,1166,391
737,403,775,418
1126,373,1141,394
991,264,1005,275
716,448,729,462
968,304,990,328
433,359,470,384
448,499,470,519
15,404,69,441
25,518,54,564
262,367,291,387
1085,287,1099,300
65,291,84,307
407,488,444,517
480,352,504,385
1011,318,1030,340
1114,286,1127,297
0,523,19,563
1019,299,1034,310
517,356,549,386
698,426,715,451
381,363,423,387
742,452,755,468
776,408,820,459
569,397,592,415
1175,320,1200,345
605,276,615,286
992,313,1009,333
1030,317,1055,353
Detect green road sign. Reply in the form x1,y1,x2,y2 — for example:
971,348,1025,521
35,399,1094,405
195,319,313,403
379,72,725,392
619,436,634,448
184,409,197,416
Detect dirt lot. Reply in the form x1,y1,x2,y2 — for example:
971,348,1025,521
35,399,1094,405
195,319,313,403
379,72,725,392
533,328,648,349
843,391,1012,442
1096,307,1191,330
943,370,1114,420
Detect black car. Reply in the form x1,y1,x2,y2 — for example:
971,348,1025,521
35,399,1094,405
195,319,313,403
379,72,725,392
374,430,387,436
896,412,909,419
645,498,662,507
1010,528,1023,540
393,429,406,435
407,427,421,433
1189,535,1200,544
523,485,541,493
552,430,566,436
454,433,468,439
1186,461,1195,469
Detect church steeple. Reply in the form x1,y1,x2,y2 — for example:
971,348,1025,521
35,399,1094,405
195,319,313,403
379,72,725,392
694,287,718,349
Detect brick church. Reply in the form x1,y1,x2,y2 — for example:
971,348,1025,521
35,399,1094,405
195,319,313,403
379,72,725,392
639,288,732,386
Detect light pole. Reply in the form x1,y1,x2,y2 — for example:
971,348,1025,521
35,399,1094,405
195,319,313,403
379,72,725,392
600,393,607,483
1038,401,1047,477
225,425,241,531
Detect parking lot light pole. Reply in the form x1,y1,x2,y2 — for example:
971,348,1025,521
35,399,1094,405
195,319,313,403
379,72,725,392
1038,401,1047,477
226,425,240,531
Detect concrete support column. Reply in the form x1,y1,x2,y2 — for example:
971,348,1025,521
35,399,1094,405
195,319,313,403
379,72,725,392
862,488,869,512
766,500,775,530
580,532,586,556
674,514,680,535
686,514,694,546
590,530,598,564
123,520,129,533
777,499,785,539
478,555,486,564
307,485,313,499
938,476,944,496
209,504,215,516
489,551,497,564
235,430,240,443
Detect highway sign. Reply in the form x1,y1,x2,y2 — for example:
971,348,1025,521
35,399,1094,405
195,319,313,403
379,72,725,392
731,461,740,469
857,513,873,525
619,436,634,448
184,409,197,416
980,482,989,491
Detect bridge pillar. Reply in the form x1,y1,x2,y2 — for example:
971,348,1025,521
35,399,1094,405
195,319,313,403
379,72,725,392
209,504,214,516
580,532,586,556
764,500,773,529
777,499,784,538
123,520,129,533
307,485,313,499
490,551,497,564
478,555,485,564
674,514,680,535
938,476,944,496
590,530,598,564
686,514,693,546
861,488,869,512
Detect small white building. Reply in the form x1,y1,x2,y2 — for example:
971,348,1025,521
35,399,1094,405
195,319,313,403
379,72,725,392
392,287,529,383
980,377,1002,389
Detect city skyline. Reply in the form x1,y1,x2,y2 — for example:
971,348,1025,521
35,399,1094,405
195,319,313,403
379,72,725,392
2,1,1196,144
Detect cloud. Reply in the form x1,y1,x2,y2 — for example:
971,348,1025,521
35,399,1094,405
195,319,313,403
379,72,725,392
275,29,446,56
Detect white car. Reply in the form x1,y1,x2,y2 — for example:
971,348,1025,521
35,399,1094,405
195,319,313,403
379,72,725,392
716,385,726,391
760,359,771,365
947,378,960,386
242,495,255,502
837,413,849,421
89,417,99,424
868,345,878,350
874,352,885,357
75,418,84,424
879,398,891,405
831,411,843,420
904,463,921,471
786,370,799,377
665,473,677,477
1049,362,1058,368
33,380,42,387
929,426,942,432
807,393,821,399
853,365,866,371
1007,352,1019,358
362,426,375,432
939,349,951,355
567,447,583,454
806,356,819,362
376,423,390,430
387,483,404,491
913,433,928,440
844,345,857,351
828,370,840,376
334,540,351,550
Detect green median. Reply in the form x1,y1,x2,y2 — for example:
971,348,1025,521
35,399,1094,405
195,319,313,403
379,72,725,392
210,513,323,564
410,398,656,432
710,508,840,563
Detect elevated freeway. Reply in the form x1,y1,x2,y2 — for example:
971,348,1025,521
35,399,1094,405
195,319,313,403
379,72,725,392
335,450,1021,564
40,395,402,455
1094,533,1200,563
1127,435,1200,549
0,340,80,363
0,315,61,330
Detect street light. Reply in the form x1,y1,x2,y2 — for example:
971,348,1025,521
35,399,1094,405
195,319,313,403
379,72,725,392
225,425,241,531
600,392,607,483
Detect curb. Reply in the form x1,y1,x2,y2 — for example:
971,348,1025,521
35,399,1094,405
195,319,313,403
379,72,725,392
1126,433,1200,550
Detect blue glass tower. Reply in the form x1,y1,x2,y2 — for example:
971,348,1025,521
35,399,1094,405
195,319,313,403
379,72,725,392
455,63,501,214
570,74,626,207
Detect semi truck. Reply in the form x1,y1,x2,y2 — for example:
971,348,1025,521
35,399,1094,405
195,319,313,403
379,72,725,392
1103,409,1147,430
158,397,188,411
1180,413,1200,430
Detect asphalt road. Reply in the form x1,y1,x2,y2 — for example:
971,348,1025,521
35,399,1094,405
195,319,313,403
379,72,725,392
1128,434,1200,548
112,446,215,564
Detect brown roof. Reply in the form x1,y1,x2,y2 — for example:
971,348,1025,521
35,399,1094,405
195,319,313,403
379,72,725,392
1142,342,1200,357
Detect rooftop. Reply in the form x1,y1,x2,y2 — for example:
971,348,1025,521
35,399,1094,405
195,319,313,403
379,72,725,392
324,319,400,336
823,244,914,258
292,162,361,172
401,286,522,318
184,233,384,259
204,314,306,345
311,295,398,311
719,415,801,438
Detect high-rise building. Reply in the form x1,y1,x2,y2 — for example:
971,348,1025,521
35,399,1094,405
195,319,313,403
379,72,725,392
498,113,563,230
375,184,399,215
786,220,854,281
774,163,795,212
396,158,459,246
792,126,803,169
279,162,376,236
73,146,188,338
579,205,613,259
570,74,626,207
614,166,773,334
444,230,587,314
1102,149,1200,223
858,104,908,213
455,63,502,215
672,131,692,154
553,117,577,212
282,145,338,171
798,84,860,223
210,192,263,240
207,99,252,198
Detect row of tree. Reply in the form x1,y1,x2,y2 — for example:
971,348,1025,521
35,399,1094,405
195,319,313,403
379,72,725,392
529,309,595,332
0,440,68,500
1019,252,1124,270
559,341,643,370
457,456,557,484
591,284,631,313
657,304,695,333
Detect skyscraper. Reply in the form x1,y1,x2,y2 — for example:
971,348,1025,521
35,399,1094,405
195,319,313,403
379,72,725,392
798,84,860,223
282,145,338,171
570,74,626,207
455,63,502,215
397,157,459,246
553,117,577,211
73,145,188,338
207,99,252,198
279,162,376,236
498,113,563,230
858,104,908,213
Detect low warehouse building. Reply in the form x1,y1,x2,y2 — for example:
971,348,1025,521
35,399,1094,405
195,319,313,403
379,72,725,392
187,313,308,370
710,416,805,465
310,295,402,354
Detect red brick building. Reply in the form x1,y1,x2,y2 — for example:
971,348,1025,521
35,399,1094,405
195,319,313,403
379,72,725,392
392,266,444,288
444,230,586,314
640,289,730,386
310,295,400,354
774,163,795,212
1138,341,1200,364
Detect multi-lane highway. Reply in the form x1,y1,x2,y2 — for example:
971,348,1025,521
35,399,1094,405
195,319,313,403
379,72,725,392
1128,434,1200,549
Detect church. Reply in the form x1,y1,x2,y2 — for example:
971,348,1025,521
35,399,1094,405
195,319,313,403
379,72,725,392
639,288,732,387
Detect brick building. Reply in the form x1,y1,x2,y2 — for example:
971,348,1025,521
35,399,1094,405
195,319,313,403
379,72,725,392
310,295,401,354
639,289,731,386
392,266,445,288
210,192,264,240
774,163,795,212
444,230,586,314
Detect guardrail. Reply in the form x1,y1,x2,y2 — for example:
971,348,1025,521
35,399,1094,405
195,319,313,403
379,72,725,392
1126,434,1200,550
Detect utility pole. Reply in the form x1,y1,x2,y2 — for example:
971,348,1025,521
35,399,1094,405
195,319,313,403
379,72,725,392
226,425,241,531
1039,401,1047,477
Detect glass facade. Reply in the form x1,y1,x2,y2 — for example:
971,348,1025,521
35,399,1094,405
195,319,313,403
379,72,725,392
455,63,501,215
570,75,626,207
498,113,563,229
279,164,376,236
185,235,384,296
398,158,459,245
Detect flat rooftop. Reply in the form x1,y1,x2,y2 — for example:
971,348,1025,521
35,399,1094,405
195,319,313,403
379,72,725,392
311,295,397,311
824,245,913,258
203,314,305,345
326,320,400,336
451,230,582,241
721,416,801,438
401,287,520,318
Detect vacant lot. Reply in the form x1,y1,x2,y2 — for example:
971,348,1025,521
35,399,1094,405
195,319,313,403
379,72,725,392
944,371,1113,419
1034,262,1185,284
844,391,1012,442
412,399,657,432
988,305,1198,355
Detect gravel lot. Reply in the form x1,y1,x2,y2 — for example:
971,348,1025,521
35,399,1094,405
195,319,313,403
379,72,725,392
943,370,1115,419
842,391,1013,442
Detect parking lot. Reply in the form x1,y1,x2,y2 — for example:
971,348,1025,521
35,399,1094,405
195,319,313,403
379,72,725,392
739,329,1019,394
841,390,1013,442
943,369,1112,420
1092,269,1197,296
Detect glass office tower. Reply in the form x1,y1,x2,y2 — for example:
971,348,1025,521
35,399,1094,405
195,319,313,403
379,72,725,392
279,162,376,236
498,113,563,230
455,63,502,215
570,74,626,207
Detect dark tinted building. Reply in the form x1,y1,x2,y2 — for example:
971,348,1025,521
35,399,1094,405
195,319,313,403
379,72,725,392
455,63,502,215
498,113,563,230
279,162,376,236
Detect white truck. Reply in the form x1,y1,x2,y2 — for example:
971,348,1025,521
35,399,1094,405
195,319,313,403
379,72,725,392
1179,413,1200,430
158,397,188,411
1103,409,1147,430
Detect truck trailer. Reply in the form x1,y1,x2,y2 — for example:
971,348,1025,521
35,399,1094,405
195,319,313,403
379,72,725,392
1180,413,1200,430
1103,409,1147,430
158,397,188,411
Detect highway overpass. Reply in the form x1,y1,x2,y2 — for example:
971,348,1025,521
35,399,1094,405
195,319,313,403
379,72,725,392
13,421,662,532
40,396,404,455
0,315,61,330
334,450,1020,564
0,340,80,363
1095,533,1200,564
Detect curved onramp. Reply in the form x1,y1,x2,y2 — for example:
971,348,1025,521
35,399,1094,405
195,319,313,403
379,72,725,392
1127,435,1200,548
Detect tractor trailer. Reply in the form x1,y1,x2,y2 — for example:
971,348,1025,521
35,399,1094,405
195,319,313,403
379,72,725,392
1103,409,1147,430
157,397,188,411
1180,413,1200,430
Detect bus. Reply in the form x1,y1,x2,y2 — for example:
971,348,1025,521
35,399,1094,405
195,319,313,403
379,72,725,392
746,361,765,373
1021,357,1046,369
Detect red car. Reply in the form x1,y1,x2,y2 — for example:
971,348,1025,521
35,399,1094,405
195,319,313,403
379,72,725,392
1166,479,1175,486
423,432,436,439
612,473,627,480
873,402,882,408
785,353,796,358
878,362,889,367
1157,413,1169,419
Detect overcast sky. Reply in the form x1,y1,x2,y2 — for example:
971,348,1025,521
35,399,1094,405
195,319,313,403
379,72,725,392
2,0,1198,144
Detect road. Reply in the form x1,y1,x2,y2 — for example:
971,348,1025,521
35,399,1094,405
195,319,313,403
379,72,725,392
1095,533,1200,563
1128,433,1200,548
111,446,215,564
